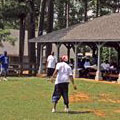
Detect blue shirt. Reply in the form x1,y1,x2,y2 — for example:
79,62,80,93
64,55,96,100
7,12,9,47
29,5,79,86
0,55,9,69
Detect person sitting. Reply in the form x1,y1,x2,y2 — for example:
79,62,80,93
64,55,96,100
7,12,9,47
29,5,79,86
109,62,117,73
69,58,74,70
101,60,110,71
83,59,91,77
101,60,110,80
84,59,91,69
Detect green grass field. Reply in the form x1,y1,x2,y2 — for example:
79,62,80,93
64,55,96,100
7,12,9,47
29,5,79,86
0,77,120,120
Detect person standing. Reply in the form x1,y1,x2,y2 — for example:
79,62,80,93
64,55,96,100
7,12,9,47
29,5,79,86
51,55,77,113
0,51,9,81
46,52,57,77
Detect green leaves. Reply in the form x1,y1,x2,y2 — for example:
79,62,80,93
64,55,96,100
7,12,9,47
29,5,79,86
0,29,16,46
1,2,29,19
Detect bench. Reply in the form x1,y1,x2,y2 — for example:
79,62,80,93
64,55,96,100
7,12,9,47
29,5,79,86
88,72,96,76
8,63,38,76
88,71,118,80
105,73,118,80
88,71,96,79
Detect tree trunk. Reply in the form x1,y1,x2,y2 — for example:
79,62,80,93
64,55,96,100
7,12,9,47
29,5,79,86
84,0,88,22
96,0,99,17
46,0,54,58
37,0,47,70
19,17,25,75
117,0,119,12
38,0,47,36
27,0,36,74
57,0,65,29
1,0,4,6
65,0,69,28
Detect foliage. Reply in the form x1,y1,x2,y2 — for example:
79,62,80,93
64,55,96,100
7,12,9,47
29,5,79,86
101,47,117,62
0,0,120,59
0,1,27,44
54,0,66,29
0,29,16,46
1,2,28,19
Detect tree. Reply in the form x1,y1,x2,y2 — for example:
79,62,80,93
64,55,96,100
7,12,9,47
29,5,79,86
46,0,54,57
37,0,47,69
0,1,19,45
1,0,29,74
27,0,36,73
84,0,88,21
100,0,120,13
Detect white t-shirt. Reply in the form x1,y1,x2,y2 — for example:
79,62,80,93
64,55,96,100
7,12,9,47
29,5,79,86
84,61,90,68
47,55,57,68
55,62,73,85
101,63,110,70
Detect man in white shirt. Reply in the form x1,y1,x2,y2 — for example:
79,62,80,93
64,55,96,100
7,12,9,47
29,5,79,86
101,60,110,71
50,55,77,113
46,52,57,77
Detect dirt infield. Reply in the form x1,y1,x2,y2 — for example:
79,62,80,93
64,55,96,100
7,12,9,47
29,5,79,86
69,92,91,103
69,92,120,117
93,110,105,117
98,93,120,103
114,109,120,113
70,92,120,104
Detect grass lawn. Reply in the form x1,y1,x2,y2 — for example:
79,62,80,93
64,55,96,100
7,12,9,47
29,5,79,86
0,77,120,120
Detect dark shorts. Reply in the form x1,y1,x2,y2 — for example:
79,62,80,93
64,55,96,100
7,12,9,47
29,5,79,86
47,68,55,77
52,83,69,105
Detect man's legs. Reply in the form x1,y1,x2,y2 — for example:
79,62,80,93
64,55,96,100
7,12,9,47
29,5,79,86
0,68,7,81
52,83,69,112
47,68,51,78
61,83,69,112
3,68,8,81
52,84,61,112
52,102,57,112
47,68,55,81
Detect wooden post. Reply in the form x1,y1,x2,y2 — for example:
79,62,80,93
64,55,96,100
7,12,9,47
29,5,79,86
92,47,96,58
117,45,120,68
56,43,61,62
64,43,71,63
73,43,79,78
67,47,70,63
38,44,43,74
95,43,104,81
117,43,120,83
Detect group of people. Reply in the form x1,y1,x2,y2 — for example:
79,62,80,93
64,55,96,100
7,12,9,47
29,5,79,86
101,60,117,73
46,52,77,113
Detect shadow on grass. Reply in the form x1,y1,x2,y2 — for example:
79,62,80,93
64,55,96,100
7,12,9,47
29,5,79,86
56,110,92,114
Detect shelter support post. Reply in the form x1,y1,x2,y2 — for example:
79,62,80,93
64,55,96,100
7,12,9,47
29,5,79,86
117,43,120,83
36,43,41,70
92,47,97,58
64,43,72,63
73,43,79,78
56,43,61,62
95,43,104,81
67,48,70,63
38,44,43,74
117,74,120,83
66,44,71,63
